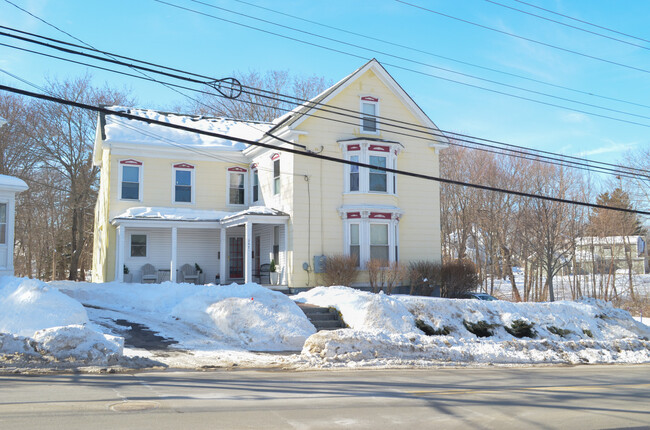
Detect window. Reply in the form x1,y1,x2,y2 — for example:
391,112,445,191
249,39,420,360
342,210,400,268
273,226,280,263
229,172,245,205
342,142,398,194
173,164,194,203
119,160,142,200
349,223,360,267
349,155,359,192
130,234,147,257
369,155,387,192
0,203,6,244
370,223,389,263
273,159,280,195
252,170,259,202
361,96,378,133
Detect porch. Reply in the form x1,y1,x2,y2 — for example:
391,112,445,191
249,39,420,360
112,207,289,285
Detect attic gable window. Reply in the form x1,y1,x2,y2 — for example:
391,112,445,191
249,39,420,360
119,159,142,201
173,163,194,203
361,96,379,133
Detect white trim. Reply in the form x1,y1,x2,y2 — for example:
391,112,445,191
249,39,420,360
172,164,195,205
116,225,125,282
226,168,248,207
118,160,143,202
171,227,177,282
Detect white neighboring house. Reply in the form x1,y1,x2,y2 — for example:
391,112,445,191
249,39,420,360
0,174,28,276
575,236,649,275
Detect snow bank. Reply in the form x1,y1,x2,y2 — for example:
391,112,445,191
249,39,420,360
0,277,123,364
56,281,315,351
293,286,416,333
295,286,650,366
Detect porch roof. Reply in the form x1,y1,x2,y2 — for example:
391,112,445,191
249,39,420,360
111,206,289,228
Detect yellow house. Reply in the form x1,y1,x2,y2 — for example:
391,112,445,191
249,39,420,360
91,59,448,286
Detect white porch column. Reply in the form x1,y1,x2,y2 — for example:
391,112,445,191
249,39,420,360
244,221,252,284
116,224,125,282
171,227,177,282
220,227,226,284
283,221,289,285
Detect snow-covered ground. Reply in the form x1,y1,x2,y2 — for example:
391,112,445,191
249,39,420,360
1,276,648,373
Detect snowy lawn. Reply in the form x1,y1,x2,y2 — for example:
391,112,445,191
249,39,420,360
1,277,649,372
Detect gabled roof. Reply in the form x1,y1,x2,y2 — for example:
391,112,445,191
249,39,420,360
268,59,448,144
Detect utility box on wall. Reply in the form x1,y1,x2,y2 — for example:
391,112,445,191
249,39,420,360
313,255,326,273
0,174,28,276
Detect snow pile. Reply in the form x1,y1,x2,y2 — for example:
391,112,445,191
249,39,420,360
295,287,650,366
0,277,122,364
57,281,315,351
293,286,415,333
113,206,230,221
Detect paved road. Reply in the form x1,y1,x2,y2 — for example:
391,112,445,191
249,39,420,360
1,365,649,429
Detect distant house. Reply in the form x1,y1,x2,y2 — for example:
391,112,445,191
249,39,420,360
575,236,649,275
0,174,28,276
91,59,448,286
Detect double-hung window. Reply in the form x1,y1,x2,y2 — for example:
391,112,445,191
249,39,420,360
252,169,259,203
361,96,379,133
227,167,247,205
173,163,194,203
119,159,142,200
130,234,147,257
369,155,387,192
273,158,280,195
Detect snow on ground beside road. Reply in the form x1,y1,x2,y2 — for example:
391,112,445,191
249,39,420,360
2,277,649,372
295,286,650,367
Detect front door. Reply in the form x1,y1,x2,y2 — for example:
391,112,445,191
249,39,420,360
229,237,244,279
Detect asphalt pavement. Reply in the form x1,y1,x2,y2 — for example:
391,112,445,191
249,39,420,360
1,364,649,429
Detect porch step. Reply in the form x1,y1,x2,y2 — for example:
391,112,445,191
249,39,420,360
296,303,347,331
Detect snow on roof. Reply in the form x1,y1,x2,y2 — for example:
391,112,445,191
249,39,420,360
113,206,231,222
112,206,288,222
102,106,273,151
0,174,28,192
576,236,645,246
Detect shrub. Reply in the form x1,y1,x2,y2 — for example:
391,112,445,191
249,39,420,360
548,326,572,338
440,259,479,298
367,260,406,294
505,320,536,338
416,319,452,336
269,260,277,273
582,328,593,338
408,261,442,296
322,254,358,287
463,320,496,338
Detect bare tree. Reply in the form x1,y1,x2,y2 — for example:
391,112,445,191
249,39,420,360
29,74,132,280
188,70,331,121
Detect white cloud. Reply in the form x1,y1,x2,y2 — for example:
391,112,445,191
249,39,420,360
561,112,590,123
576,140,638,157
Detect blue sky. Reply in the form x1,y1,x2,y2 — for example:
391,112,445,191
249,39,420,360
1,0,649,171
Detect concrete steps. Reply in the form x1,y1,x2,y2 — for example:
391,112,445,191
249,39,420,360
296,302,347,331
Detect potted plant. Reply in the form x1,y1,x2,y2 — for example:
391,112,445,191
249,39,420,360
123,265,132,283
195,263,204,284
269,259,280,285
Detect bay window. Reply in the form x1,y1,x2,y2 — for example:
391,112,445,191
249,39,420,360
342,140,400,194
341,208,401,268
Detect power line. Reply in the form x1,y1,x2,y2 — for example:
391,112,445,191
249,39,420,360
2,83,649,217
394,0,650,76
512,0,650,44
152,0,650,124
231,0,650,111
1,36,648,181
485,0,650,51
